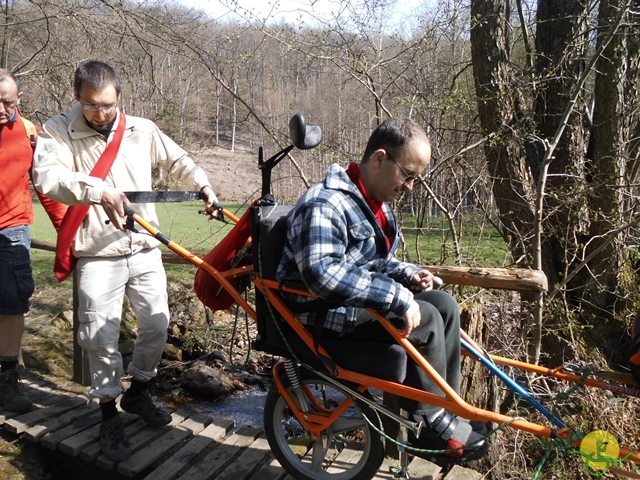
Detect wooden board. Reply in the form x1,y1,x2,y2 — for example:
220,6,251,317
2,372,486,480
141,419,234,480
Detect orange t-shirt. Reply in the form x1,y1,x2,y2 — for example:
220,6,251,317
0,113,35,229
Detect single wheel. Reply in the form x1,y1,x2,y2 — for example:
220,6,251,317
264,372,385,480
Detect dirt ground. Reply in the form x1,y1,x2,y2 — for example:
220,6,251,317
189,145,262,203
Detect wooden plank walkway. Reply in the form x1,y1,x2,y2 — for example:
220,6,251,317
0,372,482,480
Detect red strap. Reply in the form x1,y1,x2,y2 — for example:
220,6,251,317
54,114,127,282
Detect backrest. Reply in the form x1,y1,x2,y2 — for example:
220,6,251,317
249,201,408,383
251,203,292,280
250,202,293,355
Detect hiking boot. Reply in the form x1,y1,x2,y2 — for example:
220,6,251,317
120,389,171,426
408,409,489,465
0,369,33,413
99,415,131,462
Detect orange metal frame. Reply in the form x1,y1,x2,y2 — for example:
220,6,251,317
127,209,640,468
254,280,640,466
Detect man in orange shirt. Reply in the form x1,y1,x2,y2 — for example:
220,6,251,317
0,69,65,413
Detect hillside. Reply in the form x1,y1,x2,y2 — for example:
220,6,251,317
190,146,262,203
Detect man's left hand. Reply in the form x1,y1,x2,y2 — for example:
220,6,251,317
411,270,434,292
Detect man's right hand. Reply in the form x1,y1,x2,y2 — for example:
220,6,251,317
100,187,130,229
400,300,421,337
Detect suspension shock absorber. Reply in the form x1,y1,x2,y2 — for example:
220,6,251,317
284,359,309,413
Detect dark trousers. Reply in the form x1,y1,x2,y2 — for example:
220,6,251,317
338,290,461,416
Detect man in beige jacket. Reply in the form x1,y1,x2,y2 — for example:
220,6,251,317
33,60,219,462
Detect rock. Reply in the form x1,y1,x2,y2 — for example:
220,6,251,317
234,371,265,386
164,343,183,361
210,349,229,363
181,361,236,398
443,465,484,480
51,311,72,330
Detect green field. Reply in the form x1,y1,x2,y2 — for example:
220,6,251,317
400,213,510,267
30,201,509,290
30,201,248,289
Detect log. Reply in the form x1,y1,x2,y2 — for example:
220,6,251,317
423,265,547,293
31,239,202,265
32,239,548,292
31,239,56,252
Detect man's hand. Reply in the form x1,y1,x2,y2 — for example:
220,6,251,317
400,300,421,338
201,186,223,220
100,187,129,229
411,269,435,292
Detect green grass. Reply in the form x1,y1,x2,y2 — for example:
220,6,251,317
30,201,510,290
399,212,509,267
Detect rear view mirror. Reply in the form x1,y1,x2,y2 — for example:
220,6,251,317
289,113,322,150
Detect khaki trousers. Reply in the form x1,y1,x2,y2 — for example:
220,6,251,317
76,248,169,399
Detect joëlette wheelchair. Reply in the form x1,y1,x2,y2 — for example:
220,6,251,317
123,114,640,480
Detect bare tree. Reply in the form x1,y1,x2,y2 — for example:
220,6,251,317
470,0,640,362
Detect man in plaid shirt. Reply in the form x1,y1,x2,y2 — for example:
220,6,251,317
277,117,488,464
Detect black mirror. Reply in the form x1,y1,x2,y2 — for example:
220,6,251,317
289,113,322,150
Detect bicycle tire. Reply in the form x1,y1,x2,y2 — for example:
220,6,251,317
264,372,385,480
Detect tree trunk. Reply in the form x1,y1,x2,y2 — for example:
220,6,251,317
532,0,590,292
470,0,538,269
460,302,503,414
579,0,631,323
470,0,639,364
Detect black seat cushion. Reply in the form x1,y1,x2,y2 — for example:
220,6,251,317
283,331,407,383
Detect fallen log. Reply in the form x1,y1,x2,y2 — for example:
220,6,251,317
423,265,548,293
32,240,547,292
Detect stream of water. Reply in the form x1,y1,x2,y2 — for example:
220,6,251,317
188,383,270,429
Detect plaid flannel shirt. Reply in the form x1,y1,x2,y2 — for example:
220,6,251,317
276,163,419,333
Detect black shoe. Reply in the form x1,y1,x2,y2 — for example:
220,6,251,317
100,415,131,462
408,410,489,465
0,369,33,413
120,389,171,426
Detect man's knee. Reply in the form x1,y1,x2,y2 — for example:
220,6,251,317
77,311,120,352
415,290,459,326
136,312,169,350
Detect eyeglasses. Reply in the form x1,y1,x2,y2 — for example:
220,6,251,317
79,101,117,113
386,152,420,184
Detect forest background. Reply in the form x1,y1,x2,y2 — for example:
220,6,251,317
3,0,640,478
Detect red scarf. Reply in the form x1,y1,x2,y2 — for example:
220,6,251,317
54,114,126,281
345,162,391,250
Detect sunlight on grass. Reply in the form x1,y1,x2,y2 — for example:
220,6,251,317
31,201,250,287
31,201,510,284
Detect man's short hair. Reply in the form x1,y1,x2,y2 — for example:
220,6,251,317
362,118,429,162
74,60,122,97
0,68,19,88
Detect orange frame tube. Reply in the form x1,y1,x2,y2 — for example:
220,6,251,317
127,210,640,467
255,277,640,465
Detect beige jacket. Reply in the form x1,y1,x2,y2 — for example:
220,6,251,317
33,104,212,258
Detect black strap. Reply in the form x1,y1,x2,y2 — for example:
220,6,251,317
311,306,339,376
